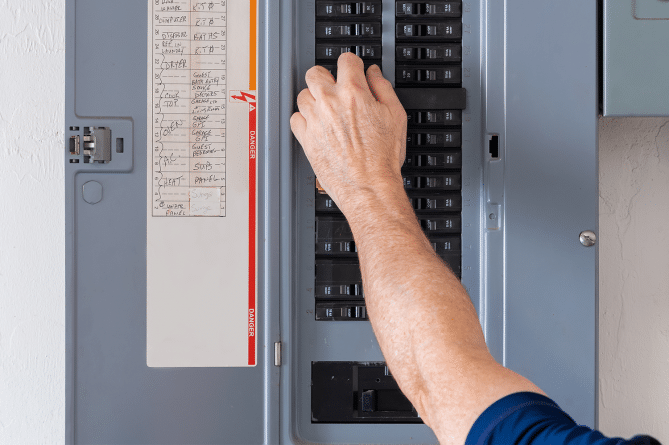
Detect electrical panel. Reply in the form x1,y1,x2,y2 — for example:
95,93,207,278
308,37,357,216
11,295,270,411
602,0,669,116
65,1,598,444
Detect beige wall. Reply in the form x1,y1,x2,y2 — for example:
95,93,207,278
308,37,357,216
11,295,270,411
599,117,669,442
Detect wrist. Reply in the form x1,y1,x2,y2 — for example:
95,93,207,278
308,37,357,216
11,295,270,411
339,179,420,237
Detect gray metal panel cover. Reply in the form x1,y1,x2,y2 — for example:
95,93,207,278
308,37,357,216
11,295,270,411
501,1,598,426
603,0,669,116
65,0,279,443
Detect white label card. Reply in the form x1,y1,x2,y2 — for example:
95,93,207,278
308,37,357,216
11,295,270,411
147,0,257,367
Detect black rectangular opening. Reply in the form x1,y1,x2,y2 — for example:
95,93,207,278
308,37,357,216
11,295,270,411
489,134,499,159
116,138,124,153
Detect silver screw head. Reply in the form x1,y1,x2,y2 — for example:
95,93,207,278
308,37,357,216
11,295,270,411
579,230,596,247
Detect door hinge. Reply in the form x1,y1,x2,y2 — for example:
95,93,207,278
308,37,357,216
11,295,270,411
274,342,282,367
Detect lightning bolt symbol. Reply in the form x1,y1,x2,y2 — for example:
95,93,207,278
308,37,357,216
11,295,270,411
231,91,256,102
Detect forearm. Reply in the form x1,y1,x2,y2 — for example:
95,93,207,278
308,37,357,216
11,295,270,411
345,181,506,437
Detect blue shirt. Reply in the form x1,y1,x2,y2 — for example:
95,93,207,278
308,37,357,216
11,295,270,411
466,392,661,445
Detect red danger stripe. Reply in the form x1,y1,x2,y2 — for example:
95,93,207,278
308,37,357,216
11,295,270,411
248,101,257,366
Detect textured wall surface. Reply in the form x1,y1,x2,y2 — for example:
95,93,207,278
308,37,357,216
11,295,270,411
0,1,667,443
0,0,66,443
599,117,669,442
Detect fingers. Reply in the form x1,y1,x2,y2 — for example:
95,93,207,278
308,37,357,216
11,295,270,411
336,52,372,93
366,65,403,110
296,88,316,118
290,112,307,144
305,65,335,99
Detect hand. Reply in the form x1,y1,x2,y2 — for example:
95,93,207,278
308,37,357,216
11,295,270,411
290,53,408,216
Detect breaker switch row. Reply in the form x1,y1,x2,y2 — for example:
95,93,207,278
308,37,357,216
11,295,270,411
396,44,461,62
411,193,462,211
403,173,461,190
396,22,462,39
316,1,382,18
407,130,461,147
317,22,381,38
404,151,462,168
407,109,462,125
397,66,461,85
396,1,462,17
317,43,381,60
317,215,461,239
316,303,368,321
317,192,463,213
419,215,461,232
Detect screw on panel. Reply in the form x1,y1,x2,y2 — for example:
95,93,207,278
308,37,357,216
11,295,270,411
579,230,596,247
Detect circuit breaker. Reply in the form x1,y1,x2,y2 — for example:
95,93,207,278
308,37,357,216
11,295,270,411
65,1,598,443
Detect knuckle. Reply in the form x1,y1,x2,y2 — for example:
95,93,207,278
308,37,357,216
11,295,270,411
399,107,408,121
375,75,391,88
341,82,365,98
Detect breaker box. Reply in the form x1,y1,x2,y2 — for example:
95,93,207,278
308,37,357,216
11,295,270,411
65,1,598,443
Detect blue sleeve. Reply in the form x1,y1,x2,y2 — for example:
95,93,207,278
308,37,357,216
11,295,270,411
465,392,662,445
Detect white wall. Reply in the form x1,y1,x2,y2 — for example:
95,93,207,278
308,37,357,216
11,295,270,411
599,117,669,442
0,1,667,443
0,0,66,443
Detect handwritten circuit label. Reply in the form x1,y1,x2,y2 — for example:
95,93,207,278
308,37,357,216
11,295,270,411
147,0,258,368
151,0,228,217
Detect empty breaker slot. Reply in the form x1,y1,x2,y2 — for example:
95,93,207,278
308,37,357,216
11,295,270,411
316,216,357,255
316,259,363,299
